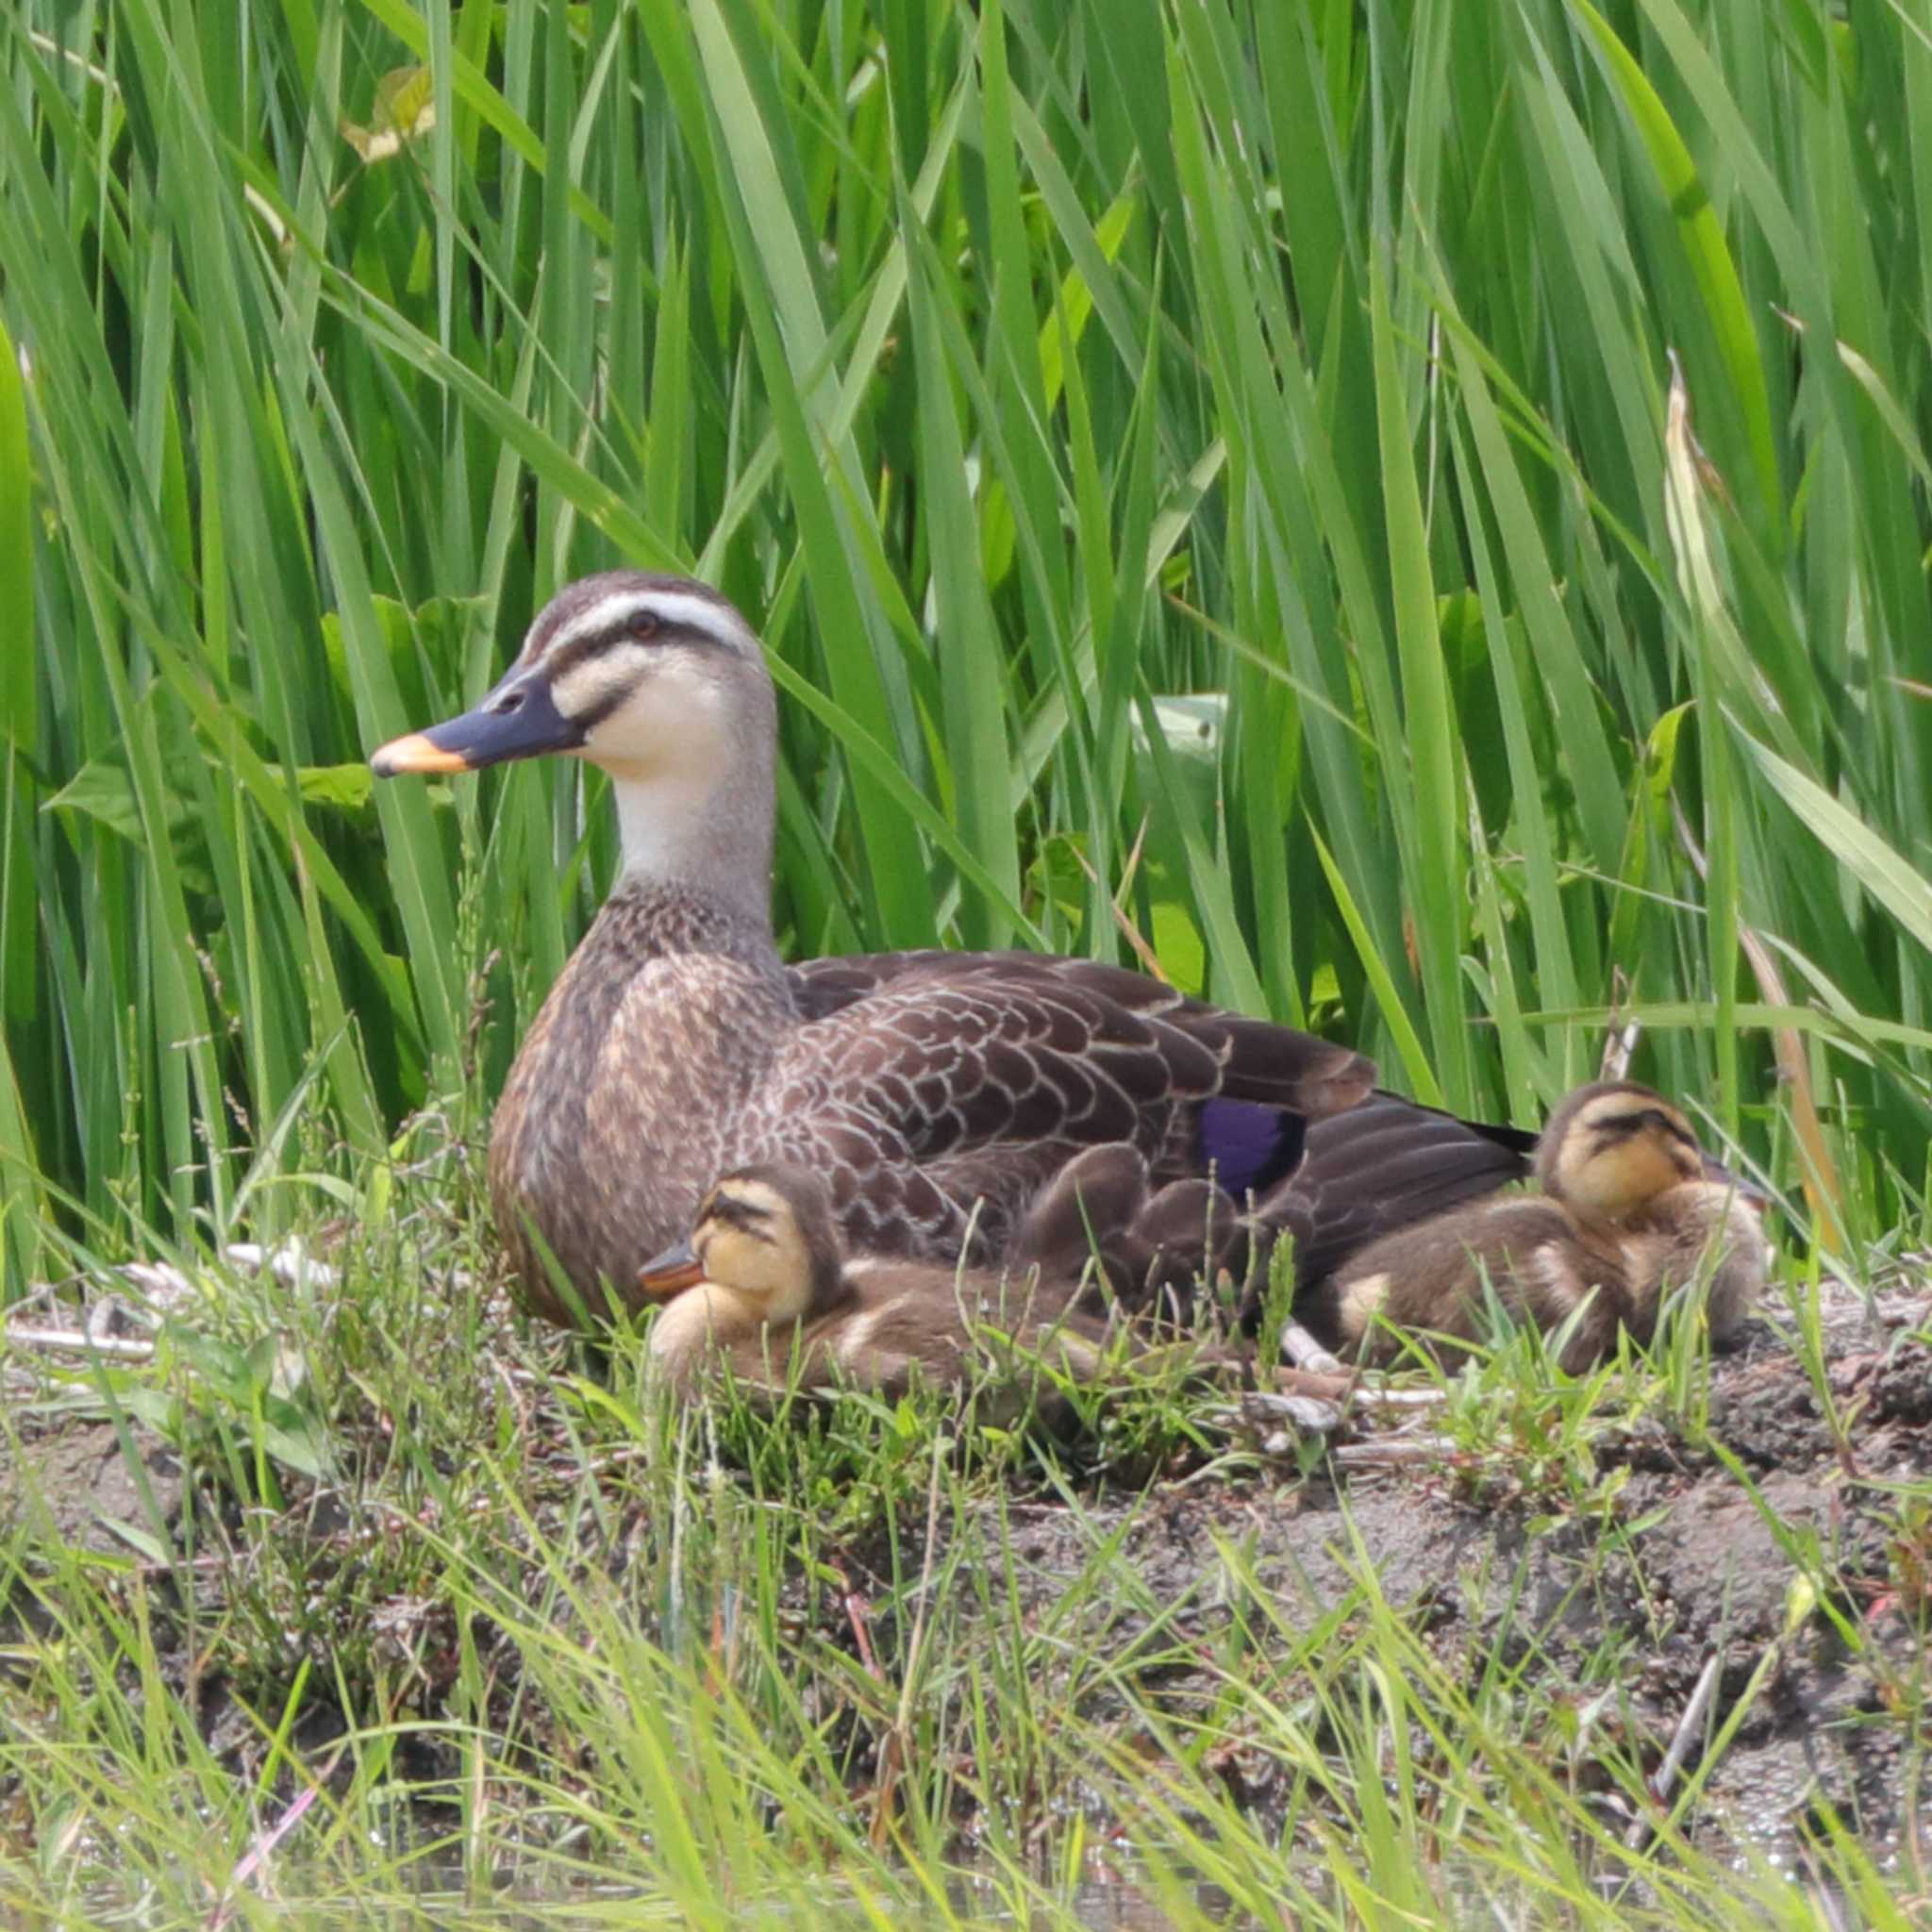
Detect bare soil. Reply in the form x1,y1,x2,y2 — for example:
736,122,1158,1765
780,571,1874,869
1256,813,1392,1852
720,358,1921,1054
891,1281,1932,1866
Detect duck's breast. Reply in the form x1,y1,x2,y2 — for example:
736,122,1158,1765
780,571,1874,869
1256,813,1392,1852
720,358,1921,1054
491,895,793,1316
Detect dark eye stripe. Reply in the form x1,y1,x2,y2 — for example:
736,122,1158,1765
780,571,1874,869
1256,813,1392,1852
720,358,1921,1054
548,625,653,682
704,1191,775,1238
1590,1108,1698,1150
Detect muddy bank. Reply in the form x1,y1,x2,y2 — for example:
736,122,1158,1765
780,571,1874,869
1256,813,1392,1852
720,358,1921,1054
879,1280,1932,1864
5,1275,1927,1877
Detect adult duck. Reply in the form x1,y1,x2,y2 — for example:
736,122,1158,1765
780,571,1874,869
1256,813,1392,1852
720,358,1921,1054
1313,1081,1769,1370
372,572,1531,1325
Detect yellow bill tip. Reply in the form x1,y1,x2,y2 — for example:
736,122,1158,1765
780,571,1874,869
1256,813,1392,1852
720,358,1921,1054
370,731,474,777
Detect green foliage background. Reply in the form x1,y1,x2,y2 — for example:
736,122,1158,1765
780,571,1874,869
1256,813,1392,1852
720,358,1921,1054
5,0,1932,1286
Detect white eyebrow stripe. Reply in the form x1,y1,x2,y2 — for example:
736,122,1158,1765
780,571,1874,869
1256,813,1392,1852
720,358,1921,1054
535,589,757,660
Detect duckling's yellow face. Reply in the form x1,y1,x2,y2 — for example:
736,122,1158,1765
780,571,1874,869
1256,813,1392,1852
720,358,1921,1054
1548,1091,1705,1220
690,1174,818,1324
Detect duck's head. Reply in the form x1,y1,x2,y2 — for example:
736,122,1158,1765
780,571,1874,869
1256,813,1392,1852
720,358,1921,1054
636,1164,844,1324
1535,1081,1707,1221
371,572,776,900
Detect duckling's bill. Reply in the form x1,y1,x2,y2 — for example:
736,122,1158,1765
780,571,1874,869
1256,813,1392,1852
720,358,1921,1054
636,1239,705,1298
371,675,583,776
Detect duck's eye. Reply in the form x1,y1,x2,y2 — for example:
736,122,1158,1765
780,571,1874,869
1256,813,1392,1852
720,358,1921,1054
627,610,660,642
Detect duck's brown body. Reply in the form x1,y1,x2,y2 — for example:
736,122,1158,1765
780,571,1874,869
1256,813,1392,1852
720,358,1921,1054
487,879,1399,1324
1314,1082,1769,1371
489,883,791,1314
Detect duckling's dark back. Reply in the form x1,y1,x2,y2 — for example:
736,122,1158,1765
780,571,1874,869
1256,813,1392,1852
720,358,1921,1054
1312,1195,1638,1369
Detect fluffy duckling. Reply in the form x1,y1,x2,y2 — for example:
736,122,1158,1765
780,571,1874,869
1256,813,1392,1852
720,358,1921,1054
1004,1142,1244,1324
1313,1081,1769,1372
638,1163,1116,1404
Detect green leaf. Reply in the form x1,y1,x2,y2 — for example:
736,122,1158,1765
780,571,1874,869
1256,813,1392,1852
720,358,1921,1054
1736,726,1932,961
0,315,32,750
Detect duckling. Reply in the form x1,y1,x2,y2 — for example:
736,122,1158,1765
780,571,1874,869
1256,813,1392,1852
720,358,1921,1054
1004,1142,1245,1325
1312,1082,1769,1372
638,1163,1119,1405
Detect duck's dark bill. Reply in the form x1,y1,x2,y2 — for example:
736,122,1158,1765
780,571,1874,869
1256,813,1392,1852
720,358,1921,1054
371,679,582,776
636,1241,704,1298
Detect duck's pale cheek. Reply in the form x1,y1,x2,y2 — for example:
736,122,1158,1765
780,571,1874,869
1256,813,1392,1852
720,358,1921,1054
549,641,654,727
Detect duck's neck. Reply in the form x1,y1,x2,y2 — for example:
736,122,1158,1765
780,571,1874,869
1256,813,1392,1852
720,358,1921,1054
604,761,776,940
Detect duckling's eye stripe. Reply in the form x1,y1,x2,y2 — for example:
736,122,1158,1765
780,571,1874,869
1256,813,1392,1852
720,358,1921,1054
708,1195,775,1236
1589,1108,1695,1148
